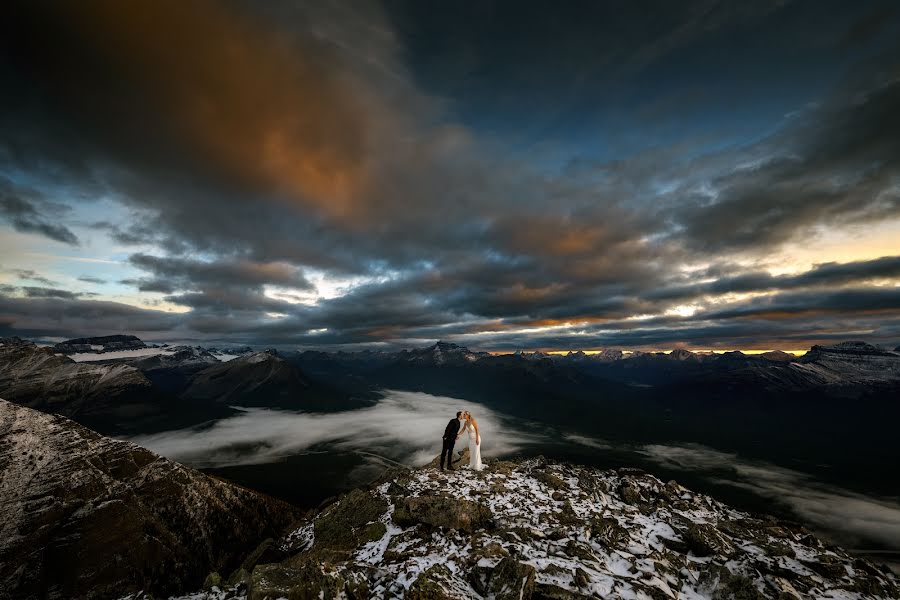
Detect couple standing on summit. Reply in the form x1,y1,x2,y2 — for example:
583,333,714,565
440,410,484,471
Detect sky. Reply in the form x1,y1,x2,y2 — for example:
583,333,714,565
1,0,899,352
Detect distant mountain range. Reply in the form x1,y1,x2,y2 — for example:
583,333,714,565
0,337,373,435
1,335,899,485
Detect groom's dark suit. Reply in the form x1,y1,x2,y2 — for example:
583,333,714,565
441,418,461,470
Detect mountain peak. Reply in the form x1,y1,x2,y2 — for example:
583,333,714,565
669,348,697,360
190,456,899,599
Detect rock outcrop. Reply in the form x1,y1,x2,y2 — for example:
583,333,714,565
175,455,898,599
0,399,301,600
794,341,900,385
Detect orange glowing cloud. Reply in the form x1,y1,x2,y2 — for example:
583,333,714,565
64,0,372,216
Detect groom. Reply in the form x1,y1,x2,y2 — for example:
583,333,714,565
440,411,464,470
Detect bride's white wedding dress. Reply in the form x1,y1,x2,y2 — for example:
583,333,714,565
464,421,484,470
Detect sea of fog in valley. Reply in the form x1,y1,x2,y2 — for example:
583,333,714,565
128,389,900,566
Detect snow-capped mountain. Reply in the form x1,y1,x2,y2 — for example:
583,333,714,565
0,337,233,434
52,334,146,355
0,399,300,600
0,337,155,417
129,345,221,370
175,452,898,599
400,341,491,366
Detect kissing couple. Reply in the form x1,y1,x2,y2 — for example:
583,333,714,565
440,410,484,471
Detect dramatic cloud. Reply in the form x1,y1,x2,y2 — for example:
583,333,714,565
0,179,79,245
1,1,899,349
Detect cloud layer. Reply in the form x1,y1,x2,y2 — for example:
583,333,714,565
1,1,899,350
639,443,900,550
129,389,537,469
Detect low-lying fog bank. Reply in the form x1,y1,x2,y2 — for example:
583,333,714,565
127,389,900,558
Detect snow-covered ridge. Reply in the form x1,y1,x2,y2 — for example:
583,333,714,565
179,454,898,600
66,344,247,363
0,399,299,600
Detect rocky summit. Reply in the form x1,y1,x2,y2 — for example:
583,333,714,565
172,452,897,600
0,399,301,600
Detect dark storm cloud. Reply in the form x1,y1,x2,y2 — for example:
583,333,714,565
0,179,79,245
0,292,180,340
1,1,899,349
127,254,312,293
668,56,900,252
700,287,900,321
647,256,900,303
20,287,86,300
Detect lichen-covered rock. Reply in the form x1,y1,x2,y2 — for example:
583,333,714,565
248,560,372,600
681,522,736,557
310,488,388,557
490,557,536,599
393,494,493,532
407,564,474,599
158,456,900,600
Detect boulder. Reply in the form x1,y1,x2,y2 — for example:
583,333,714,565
681,523,736,557
393,495,493,532
248,561,370,600
407,564,473,600
309,489,388,556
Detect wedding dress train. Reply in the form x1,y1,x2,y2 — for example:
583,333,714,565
464,421,484,470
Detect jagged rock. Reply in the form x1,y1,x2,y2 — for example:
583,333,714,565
534,583,593,599
619,480,643,504
588,516,629,548
239,538,287,574
393,494,493,532
697,564,766,600
387,481,410,497
0,400,301,600
470,557,535,599
534,469,568,490
310,489,388,556
249,562,348,600
682,523,736,557
202,572,222,591
407,564,473,599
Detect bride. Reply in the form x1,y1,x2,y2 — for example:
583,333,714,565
461,411,484,470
